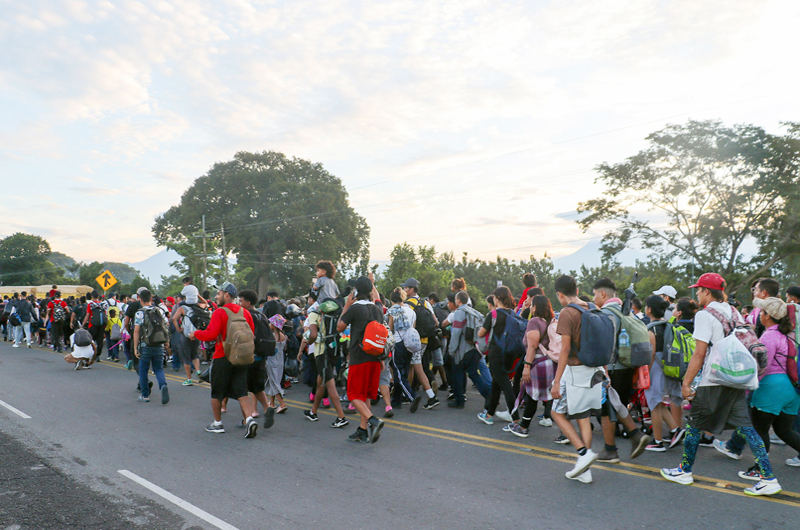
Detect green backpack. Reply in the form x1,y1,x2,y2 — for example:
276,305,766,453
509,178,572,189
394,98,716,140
603,305,651,367
653,317,696,380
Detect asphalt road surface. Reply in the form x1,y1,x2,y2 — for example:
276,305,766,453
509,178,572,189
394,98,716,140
0,338,799,530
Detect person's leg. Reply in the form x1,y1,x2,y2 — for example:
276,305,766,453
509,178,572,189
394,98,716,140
749,407,774,453
451,360,466,405
152,350,167,389
325,378,346,417
138,353,152,397
519,395,539,429
739,426,775,479
379,384,391,408
773,413,800,453
463,350,492,398
651,404,666,443
679,426,702,472
391,343,414,403
412,363,431,391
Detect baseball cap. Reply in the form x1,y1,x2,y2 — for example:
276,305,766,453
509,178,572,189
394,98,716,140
214,281,237,298
689,273,726,291
136,286,148,295
354,276,373,296
753,297,787,320
652,285,678,298
400,277,420,290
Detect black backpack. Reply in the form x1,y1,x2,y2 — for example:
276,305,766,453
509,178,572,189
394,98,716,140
409,298,437,339
251,310,276,358
141,306,169,346
187,304,211,331
89,301,107,327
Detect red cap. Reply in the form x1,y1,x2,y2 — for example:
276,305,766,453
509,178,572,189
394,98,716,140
689,273,725,291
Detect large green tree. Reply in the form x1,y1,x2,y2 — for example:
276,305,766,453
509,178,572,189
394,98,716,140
578,120,800,294
0,233,63,285
154,151,369,298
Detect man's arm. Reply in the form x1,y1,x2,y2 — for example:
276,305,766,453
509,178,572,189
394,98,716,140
337,293,356,332
133,324,141,358
551,334,570,400
682,341,708,399
172,307,183,333
449,310,465,354
192,308,224,342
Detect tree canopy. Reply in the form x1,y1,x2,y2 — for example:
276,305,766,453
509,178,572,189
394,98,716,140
0,233,63,286
153,151,369,298
578,120,800,294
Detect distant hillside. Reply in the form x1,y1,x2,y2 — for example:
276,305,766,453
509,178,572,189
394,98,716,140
553,241,650,273
127,249,182,283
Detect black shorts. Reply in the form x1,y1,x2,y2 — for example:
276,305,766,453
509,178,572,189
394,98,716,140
178,335,200,365
314,352,336,382
246,359,268,394
602,367,635,417
210,356,249,401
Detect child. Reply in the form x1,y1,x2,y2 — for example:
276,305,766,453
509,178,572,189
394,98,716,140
105,307,123,362
267,314,288,413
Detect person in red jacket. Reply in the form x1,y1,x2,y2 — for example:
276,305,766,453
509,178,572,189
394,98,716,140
190,282,259,439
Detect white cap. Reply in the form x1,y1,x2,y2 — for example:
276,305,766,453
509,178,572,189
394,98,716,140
181,284,199,305
653,285,678,298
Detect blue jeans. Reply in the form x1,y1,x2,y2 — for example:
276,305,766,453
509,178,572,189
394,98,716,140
139,346,167,398
451,349,493,405
391,341,415,405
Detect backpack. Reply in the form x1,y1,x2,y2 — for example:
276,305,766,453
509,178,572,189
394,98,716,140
72,303,87,328
187,304,211,331
141,306,169,347
73,327,92,347
251,310,276,358
222,307,255,366
537,318,562,361
462,306,484,344
399,326,423,353
491,308,527,367
53,302,68,323
89,302,107,328
603,306,651,367
317,298,344,359
566,303,615,367
408,298,437,339
654,318,696,380
110,320,122,342
706,307,768,371
363,320,389,356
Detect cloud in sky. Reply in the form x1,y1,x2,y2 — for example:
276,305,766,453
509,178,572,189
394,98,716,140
1,0,798,265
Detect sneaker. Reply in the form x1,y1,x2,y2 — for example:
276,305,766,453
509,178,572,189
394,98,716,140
384,406,394,418
554,434,570,444
738,465,763,482
367,416,384,443
106,356,112,360
786,456,800,467
410,395,422,413
566,449,598,478
477,412,494,425
309,393,315,403
423,397,440,410
668,427,686,449
74,359,84,370
447,402,465,409
502,422,516,432
304,410,319,422
322,398,331,408
182,379,193,386
244,417,258,439
597,449,621,463
125,360,133,370
138,395,150,402
264,407,275,429
660,466,693,485
347,428,369,443
12,343,19,348
744,478,782,496
161,385,169,405
630,430,651,459
769,432,786,445
205,422,224,433
438,383,449,392
712,439,742,460
331,417,349,428
565,469,593,483
27,343,31,348
698,434,715,447
446,392,455,401
538,417,553,427
508,423,530,438
495,410,513,422
344,404,357,415
645,442,666,452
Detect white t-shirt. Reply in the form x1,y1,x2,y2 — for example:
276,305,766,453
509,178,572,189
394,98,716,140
388,304,416,342
693,301,733,387
71,334,93,359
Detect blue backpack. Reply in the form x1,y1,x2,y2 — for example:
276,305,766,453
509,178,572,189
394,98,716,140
492,308,527,370
567,303,615,367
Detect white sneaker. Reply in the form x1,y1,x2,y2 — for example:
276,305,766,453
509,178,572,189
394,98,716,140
566,469,592,483
769,433,786,445
712,439,742,460
744,478,782,496
786,456,800,467
495,410,513,422
539,417,553,427
660,466,693,485
12,343,19,348
566,449,598,478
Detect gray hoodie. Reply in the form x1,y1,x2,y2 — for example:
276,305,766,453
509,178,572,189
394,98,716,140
448,304,484,364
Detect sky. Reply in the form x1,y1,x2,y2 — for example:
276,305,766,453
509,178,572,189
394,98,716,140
1,0,798,269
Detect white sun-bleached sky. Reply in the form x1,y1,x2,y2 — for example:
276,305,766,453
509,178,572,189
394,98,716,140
1,0,797,267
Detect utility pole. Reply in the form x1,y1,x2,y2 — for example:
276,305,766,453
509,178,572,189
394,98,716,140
220,221,229,282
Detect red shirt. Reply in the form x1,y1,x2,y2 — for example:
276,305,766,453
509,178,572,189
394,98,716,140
86,301,106,328
47,299,67,323
193,303,255,360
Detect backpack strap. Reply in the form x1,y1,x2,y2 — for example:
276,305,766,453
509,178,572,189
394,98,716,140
704,307,735,337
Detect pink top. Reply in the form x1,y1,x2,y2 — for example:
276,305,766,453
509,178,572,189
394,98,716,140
760,324,792,379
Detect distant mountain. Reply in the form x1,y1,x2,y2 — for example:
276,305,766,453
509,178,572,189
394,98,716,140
127,249,183,284
553,241,650,273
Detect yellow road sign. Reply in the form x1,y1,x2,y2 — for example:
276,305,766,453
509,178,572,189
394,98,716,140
95,270,118,291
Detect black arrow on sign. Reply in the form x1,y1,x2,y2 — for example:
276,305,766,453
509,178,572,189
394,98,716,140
102,273,112,288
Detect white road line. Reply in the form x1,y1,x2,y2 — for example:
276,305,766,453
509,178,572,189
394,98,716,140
0,399,31,419
117,470,240,530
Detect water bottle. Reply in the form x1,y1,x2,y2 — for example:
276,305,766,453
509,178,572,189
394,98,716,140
619,328,630,348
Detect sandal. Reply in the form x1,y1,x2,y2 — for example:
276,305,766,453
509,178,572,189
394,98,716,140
276,406,288,414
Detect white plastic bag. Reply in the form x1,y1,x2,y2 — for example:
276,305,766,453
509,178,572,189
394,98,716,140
703,333,759,390
400,327,423,353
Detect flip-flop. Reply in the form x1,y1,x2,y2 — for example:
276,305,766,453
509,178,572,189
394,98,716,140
276,406,288,414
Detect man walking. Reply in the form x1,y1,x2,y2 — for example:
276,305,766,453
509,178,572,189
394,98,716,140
46,291,69,353
132,289,170,405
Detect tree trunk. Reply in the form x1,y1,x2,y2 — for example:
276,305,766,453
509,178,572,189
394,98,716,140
258,273,269,301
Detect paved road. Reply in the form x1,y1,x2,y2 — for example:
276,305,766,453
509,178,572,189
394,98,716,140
0,339,799,529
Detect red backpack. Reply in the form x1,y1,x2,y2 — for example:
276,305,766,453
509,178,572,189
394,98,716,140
362,320,389,356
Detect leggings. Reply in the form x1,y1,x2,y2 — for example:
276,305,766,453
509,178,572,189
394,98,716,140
728,408,800,455
519,396,552,429
486,351,515,416
681,425,774,478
